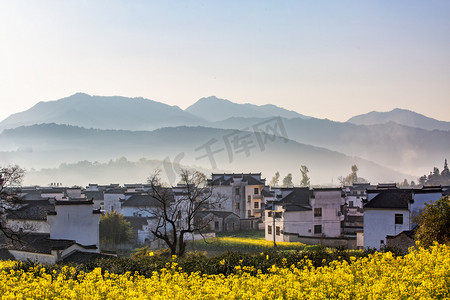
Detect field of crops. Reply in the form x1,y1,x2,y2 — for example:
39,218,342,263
1,243,449,299
187,231,307,254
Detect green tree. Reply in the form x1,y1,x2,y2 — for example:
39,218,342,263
282,173,293,188
415,196,450,247
300,165,310,187
270,171,280,187
100,211,133,245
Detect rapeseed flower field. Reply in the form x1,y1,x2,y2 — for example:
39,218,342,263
0,243,448,299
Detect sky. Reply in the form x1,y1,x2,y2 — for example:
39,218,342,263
1,0,450,123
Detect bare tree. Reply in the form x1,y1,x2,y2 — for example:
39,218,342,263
145,169,223,257
0,165,25,241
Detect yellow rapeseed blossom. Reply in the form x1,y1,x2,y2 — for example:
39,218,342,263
0,243,448,299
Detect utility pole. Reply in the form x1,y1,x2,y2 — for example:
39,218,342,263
272,208,277,248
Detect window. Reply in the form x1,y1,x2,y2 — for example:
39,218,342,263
235,203,240,209
276,226,281,236
235,188,240,195
248,210,251,217
254,187,259,194
214,221,219,229
268,225,272,234
349,201,354,207
314,225,322,234
314,207,322,217
254,202,259,209
395,214,403,224
247,195,251,202
268,211,272,217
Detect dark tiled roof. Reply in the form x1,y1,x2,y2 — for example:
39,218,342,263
364,190,412,209
414,186,443,194
62,251,115,264
123,217,150,231
195,211,239,219
55,200,94,205
261,189,274,197
40,189,65,194
20,191,47,201
209,173,265,186
84,191,104,200
7,200,55,220
7,233,73,254
104,188,126,194
121,194,160,207
386,230,415,240
279,188,312,211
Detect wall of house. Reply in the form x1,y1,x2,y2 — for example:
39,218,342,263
223,215,240,232
363,209,411,249
47,204,100,250
103,193,124,213
356,231,364,249
311,190,344,238
211,186,233,212
6,219,50,234
244,185,264,218
121,206,153,218
9,250,55,264
282,210,313,237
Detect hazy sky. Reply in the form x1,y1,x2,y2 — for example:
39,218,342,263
1,1,449,122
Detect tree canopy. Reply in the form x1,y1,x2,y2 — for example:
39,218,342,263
270,171,280,187
415,196,450,247
299,165,310,187
282,173,293,188
99,211,133,245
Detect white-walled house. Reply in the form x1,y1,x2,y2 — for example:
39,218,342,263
363,190,413,249
363,185,444,249
265,188,345,243
2,198,102,264
103,188,126,213
208,173,266,220
47,200,101,249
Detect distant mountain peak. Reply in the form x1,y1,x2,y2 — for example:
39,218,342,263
347,108,450,131
186,96,310,122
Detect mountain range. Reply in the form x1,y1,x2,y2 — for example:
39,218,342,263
0,93,448,186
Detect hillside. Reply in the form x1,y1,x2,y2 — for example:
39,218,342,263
347,108,450,131
0,93,206,131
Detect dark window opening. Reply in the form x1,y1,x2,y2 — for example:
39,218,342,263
314,225,322,234
314,207,322,217
395,214,403,225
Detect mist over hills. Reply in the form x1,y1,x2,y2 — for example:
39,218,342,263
210,117,450,175
347,108,450,131
0,123,412,186
0,93,449,186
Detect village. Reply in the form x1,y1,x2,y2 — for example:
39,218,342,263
1,171,448,264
